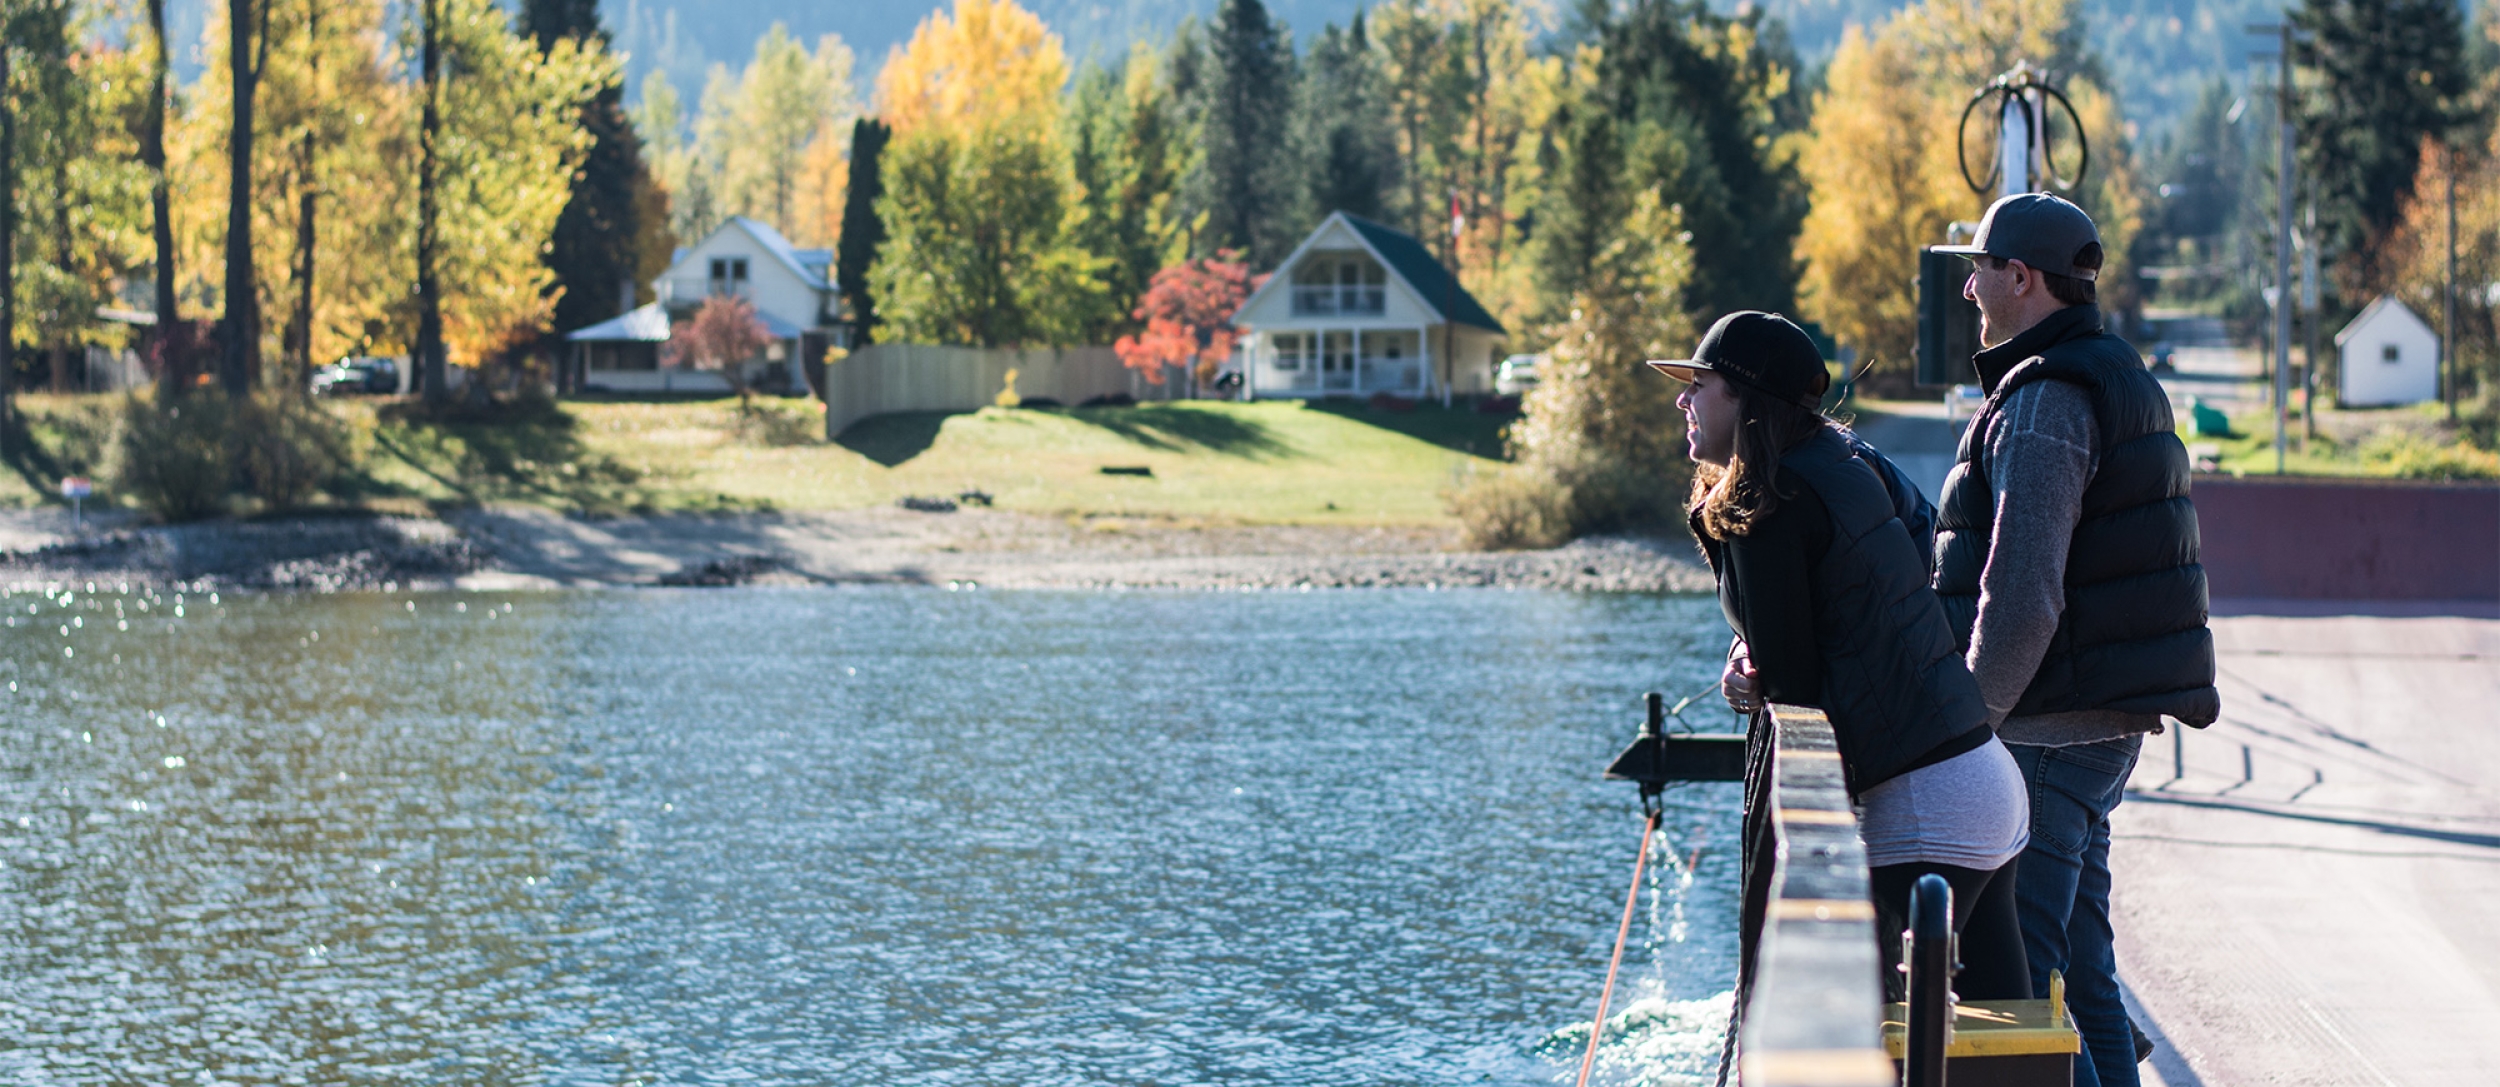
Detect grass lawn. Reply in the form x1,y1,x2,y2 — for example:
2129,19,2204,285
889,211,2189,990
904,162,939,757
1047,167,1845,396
2185,399,2498,480
3,393,1519,525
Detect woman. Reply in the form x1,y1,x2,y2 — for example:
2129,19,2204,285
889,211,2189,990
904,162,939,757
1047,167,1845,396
1651,310,2031,1001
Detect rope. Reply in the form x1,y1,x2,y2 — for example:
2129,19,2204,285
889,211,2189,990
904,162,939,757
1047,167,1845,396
1574,808,1661,1087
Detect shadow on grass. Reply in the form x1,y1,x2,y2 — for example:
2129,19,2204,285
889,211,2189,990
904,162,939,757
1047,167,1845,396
1048,403,1294,458
836,411,965,467
365,397,721,515
1301,399,1515,459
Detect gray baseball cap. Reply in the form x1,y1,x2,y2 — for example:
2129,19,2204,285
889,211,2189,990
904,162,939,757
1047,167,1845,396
1933,192,2102,281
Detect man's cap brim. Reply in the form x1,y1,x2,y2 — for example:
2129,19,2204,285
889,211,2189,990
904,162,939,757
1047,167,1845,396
1644,359,1709,380
1931,243,1989,257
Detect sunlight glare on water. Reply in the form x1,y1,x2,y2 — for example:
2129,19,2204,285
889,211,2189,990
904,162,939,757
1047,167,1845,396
0,585,1740,1085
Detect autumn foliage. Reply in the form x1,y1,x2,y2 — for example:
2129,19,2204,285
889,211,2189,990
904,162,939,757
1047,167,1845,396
665,295,777,404
1112,253,1258,384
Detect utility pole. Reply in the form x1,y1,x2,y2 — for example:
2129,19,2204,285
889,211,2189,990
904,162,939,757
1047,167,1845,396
2303,196,2321,441
2445,142,2459,423
2251,23,2295,475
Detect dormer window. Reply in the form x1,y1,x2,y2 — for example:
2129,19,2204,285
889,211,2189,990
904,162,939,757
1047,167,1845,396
1291,252,1386,316
708,257,749,296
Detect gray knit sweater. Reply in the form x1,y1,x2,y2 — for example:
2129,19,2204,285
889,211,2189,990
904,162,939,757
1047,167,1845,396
1968,379,2163,747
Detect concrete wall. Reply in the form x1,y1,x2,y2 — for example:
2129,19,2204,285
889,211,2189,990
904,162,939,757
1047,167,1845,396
823,344,1133,438
2194,476,2500,602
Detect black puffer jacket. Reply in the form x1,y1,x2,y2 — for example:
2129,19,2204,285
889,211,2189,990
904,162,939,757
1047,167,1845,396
1696,427,1991,796
1932,305,2220,725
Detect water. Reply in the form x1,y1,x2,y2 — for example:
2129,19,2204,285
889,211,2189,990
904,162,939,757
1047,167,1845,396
0,585,1743,1085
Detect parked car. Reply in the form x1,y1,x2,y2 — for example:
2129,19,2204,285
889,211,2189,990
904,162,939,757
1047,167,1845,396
1494,353,1545,396
310,357,399,396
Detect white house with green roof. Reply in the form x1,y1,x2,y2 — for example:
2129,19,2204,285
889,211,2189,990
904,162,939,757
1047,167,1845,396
1229,213,1507,400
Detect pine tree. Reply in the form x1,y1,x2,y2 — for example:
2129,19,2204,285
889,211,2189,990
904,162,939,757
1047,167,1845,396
835,117,889,343
1590,0,1808,318
2295,0,2472,292
1197,0,1300,267
524,0,670,349
1294,15,1399,223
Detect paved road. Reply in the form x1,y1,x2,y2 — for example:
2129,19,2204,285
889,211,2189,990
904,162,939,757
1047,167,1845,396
2117,609,2500,1087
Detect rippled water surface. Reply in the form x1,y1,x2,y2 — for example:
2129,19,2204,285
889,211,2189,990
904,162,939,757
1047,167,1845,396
0,585,1743,1085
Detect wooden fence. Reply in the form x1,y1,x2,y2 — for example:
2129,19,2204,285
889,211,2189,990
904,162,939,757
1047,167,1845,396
821,344,1138,439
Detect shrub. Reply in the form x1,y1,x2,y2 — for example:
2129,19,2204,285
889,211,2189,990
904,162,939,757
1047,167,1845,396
2361,429,2500,480
113,394,236,522
1453,192,1696,548
235,392,362,509
1450,467,1574,549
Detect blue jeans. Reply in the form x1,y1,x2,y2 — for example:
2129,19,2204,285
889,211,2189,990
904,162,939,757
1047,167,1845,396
2007,735,2142,1087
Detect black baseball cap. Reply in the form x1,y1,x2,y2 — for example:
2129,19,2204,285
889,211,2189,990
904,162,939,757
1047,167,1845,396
1645,311,1829,410
1933,192,2102,280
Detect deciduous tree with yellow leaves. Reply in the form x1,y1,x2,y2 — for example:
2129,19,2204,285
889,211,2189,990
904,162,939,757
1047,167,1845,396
1795,0,2142,385
866,0,1110,347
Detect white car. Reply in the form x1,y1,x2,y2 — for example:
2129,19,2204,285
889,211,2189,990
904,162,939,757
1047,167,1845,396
1495,354,1545,396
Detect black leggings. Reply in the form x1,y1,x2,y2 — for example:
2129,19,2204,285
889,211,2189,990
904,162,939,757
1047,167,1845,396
1869,860,2031,1002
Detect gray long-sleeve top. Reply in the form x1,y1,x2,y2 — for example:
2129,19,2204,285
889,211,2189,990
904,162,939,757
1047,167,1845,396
1968,379,2161,746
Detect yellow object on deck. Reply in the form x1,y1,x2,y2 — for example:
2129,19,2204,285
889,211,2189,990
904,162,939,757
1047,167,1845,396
1878,971,2080,1085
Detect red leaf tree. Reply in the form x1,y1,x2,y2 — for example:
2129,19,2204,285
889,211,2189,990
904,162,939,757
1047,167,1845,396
665,295,777,407
1113,251,1260,387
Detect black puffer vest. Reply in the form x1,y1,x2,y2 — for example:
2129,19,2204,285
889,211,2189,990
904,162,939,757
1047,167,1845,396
1708,428,1992,794
1933,306,2221,725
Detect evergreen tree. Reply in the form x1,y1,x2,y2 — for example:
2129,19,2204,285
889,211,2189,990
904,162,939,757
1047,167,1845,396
1589,0,1809,317
2294,0,2472,291
1294,15,1399,223
524,0,670,342
835,117,889,343
1529,99,1629,314
1197,0,1300,266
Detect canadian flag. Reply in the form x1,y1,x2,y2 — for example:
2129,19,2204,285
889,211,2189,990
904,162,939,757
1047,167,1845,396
1449,193,1465,239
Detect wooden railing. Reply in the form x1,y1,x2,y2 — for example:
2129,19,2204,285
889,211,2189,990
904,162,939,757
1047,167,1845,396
1740,704,1892,1087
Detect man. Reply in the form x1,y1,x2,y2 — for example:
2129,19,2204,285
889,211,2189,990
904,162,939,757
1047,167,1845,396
1931,193,2221,1087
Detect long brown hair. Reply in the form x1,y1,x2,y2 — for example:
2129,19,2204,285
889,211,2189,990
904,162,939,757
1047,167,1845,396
1689,381,1830,540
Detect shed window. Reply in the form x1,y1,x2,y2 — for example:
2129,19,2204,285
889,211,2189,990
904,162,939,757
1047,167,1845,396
2381,343,2402,364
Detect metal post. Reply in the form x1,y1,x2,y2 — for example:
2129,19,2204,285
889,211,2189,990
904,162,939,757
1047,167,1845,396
1998,77,2032,197
2445,142,2458,423
1903,873,1954,1087
2274,25,2294,475
2304,196,2322,439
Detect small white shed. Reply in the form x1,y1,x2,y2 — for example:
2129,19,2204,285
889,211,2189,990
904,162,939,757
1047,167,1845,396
2335,296,2440,407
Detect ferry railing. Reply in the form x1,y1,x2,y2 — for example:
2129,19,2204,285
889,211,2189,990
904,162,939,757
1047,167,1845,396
1739,703,1892,1087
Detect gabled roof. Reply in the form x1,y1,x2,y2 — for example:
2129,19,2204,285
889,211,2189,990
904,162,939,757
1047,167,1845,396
1338,214,1504,333
686,217,833,293
2333,294,2436,347
567,303,671,342
1233,212,1505,334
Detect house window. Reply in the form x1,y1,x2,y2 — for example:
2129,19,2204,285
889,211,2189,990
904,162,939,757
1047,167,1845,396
708,257,749,296
1273,333,1307,371
2382,343,2402,364
1291,253,1386,316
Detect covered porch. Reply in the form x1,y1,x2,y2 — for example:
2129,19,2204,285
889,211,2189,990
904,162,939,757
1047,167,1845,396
1246,327,1429,398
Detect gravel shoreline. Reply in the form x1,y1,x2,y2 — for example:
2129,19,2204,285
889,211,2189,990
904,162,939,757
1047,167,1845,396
0,507,1714,593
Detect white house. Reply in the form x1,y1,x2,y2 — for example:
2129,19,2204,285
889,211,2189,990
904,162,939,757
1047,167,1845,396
1230,212,1505,399
2334,295,2440,407
567,216,849,394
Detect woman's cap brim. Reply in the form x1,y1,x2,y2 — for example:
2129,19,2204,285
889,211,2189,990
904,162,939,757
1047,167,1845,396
1644,359,1709,381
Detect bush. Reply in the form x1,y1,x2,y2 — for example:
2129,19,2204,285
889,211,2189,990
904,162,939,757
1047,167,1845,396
235,392,362,509
1453,191,1696,549
1450,467,1574,549
112,394,236,521
109,391,367,520
2361,429,2500,480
